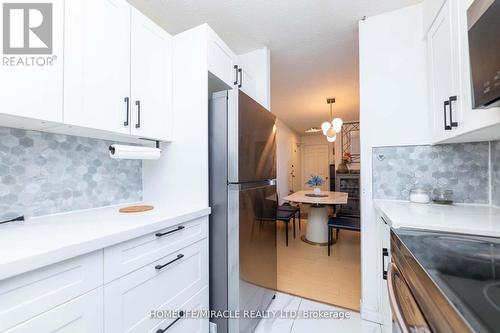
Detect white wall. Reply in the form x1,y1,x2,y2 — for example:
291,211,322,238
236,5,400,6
359,3,429,324
276,119,300,203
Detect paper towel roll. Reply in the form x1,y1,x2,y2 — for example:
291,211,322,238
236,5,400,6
109,144,161,160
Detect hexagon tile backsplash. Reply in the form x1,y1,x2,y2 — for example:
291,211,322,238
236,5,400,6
0,127,142,221
372,142,493,204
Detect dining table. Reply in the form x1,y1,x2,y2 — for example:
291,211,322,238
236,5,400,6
283,190,348,245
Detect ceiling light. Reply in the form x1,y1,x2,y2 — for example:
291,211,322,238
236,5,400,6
321,98,342,141
305,127,322,134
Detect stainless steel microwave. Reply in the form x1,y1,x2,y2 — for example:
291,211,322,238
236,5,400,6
467,0,500,108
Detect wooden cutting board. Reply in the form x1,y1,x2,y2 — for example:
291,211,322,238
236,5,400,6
119,205,154,213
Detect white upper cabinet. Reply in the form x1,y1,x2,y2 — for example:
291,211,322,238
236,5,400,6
425,0,500,143
130,8,173,141
427,0,461,142
207,26,237,89
236,48,271,110
64,0,131,135
0,0,64,124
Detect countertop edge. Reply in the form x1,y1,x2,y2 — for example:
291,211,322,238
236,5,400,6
0,207,211,281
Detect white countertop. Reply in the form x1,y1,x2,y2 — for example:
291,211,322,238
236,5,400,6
374,200,500,237
0,204,211,281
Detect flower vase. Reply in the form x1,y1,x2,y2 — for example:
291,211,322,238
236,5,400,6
313,187,321,195
337,162,349,174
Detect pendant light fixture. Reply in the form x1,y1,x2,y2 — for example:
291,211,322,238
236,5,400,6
321,98,343,142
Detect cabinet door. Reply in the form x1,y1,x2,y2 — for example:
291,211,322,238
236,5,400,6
0,0,64,123
237,48,271,110
427,0,461,141
207,27,237,89
130,8,172,141
64,0,131,134
104,239,208,333
4,288,103,333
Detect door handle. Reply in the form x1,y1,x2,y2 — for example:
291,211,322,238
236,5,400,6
124,97,129,127
449,96,458,127
238,68,242,88
135,100,141,129
443,100,451,130
382,248,389,280
155,254,184,271
234,65,239,86
156,311,184,333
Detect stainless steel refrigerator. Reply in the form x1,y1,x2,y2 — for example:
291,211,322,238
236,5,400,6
209,90,277,333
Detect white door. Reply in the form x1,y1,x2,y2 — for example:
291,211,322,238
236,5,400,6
301,144,329,191
130,8,172,141
0,0,64,123
64,0,130,134
4,288,103,333
427,0,461,141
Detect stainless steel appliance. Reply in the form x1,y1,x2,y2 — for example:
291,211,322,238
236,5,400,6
467,0,500,108
209,90,277,333
389,228,500,333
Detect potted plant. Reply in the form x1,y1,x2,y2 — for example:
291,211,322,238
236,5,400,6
337,152,352,174
306,175,324,195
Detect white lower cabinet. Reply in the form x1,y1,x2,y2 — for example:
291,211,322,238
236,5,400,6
4,288,104,333
0,218,209,333
103,239,208,333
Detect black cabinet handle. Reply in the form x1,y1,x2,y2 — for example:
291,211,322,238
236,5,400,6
382,248,389,280
443,100,452,130
234,65,239,86
155,254,184,271
155,226,185,238
124,97,129,127
135,100,141,128
449,95,458,127
156,311,184,333
238,68,242,89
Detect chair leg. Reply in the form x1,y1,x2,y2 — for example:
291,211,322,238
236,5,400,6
328,227,331,256
293,216,296,238
298,208,301,230
336,228,339,240
285,221,289,247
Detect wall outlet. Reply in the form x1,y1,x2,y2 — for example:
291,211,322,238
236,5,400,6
209,322,217,333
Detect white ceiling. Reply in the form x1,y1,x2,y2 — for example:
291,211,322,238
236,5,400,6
129,0,420,134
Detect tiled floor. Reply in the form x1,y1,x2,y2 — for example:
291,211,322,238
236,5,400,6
277,219,361,310
254,292,362,333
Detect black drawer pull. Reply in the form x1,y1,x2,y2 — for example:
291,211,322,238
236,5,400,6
156,226,185,238
135,100,141,128
234,65,239,86
449,95,458,127
124,97,129,127
443,100,451,130
382,248,389,280
155,254,184,271
156,311,184,333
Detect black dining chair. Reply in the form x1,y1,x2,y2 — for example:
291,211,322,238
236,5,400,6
327,215,360,256
277,202,301,231
276,209,296,246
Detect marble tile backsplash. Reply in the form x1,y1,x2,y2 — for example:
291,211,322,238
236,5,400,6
0,127,142,221
492,140,500,206
373,142,490,204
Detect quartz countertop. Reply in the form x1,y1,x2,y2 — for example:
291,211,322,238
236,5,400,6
374,200,500,237
0,204,211,281
284,190,348,205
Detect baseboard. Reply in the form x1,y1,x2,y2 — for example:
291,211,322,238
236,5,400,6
360,302,383,324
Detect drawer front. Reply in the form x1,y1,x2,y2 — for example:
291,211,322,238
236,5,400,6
0,251,103,332
152,286,209,333
104,217,208,283
104,239,208,333
3,287,103,333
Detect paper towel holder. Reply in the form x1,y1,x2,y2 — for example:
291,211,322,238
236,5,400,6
108,139,160,155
